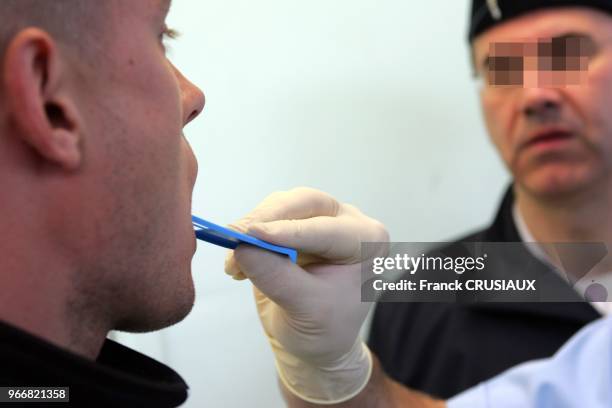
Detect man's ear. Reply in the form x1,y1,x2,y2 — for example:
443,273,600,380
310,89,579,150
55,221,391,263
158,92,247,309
3,28,83,171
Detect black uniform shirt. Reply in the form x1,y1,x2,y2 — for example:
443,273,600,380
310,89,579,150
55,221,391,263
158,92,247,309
0,320,188,407
368,187,601,399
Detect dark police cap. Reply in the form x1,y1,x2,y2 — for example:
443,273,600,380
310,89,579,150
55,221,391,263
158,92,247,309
469,0,612,42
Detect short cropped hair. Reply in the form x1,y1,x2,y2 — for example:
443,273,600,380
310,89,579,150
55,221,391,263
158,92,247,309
0,0,102,58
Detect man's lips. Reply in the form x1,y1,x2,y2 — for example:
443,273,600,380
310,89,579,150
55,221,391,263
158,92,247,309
520,128,575,150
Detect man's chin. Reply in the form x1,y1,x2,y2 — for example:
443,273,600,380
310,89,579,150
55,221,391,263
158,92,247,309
114,289,196,333
519,166,601,199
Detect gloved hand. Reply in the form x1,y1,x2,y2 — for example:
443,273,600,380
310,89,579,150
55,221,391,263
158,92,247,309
225,187,389,404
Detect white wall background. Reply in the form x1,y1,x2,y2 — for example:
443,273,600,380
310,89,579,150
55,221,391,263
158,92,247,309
113,1,509,407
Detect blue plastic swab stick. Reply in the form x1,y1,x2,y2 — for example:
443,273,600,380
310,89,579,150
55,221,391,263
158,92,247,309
192,215,298,263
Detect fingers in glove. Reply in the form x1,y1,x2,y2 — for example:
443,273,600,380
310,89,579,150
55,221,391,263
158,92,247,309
246,215,389,263
230,188,340,230
224,251,247,280
234,245,316,312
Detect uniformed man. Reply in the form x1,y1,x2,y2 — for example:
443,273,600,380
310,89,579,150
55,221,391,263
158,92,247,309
369,0,612,399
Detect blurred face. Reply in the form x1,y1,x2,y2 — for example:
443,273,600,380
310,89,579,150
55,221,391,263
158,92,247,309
68,0,205,331
472,7,612,198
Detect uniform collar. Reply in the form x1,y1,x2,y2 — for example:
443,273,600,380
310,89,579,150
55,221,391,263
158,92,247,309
467,185,601,323
0,319,188,407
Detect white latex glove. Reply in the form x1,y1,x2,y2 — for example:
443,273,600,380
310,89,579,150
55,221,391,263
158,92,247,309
225,187,389,404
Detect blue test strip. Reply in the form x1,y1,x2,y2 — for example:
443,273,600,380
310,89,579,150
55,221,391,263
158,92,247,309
192,215,298,263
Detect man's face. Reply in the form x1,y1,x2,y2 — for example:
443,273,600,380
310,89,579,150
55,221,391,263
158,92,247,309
472,7,612,198
66,0,204,331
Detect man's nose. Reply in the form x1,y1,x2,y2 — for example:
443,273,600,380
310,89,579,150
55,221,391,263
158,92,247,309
174,66,205,126
183,81,205,126
519,86,563,123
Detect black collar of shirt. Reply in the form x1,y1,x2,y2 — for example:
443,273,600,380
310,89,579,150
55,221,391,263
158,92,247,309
0,320,188,407
466,185,600,323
